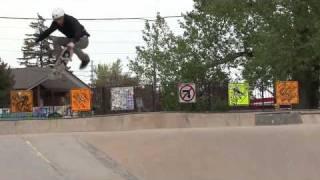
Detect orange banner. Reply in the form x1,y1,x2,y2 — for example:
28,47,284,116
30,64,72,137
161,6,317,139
71,88,92,112
276,81,299,105
10,90,33,113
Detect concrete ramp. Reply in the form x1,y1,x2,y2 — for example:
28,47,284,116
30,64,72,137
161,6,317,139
1,125,320,180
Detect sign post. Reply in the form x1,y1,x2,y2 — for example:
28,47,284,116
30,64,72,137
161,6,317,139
178,83,196,103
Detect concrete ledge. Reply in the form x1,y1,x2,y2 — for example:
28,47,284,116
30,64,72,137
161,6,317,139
0,112,255,135
1,111,320,135
301,114,320,124
256,112,302,126
0,121,16,135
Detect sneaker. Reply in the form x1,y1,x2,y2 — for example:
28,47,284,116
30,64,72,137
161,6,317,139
79,54,90,69
80,59,90,69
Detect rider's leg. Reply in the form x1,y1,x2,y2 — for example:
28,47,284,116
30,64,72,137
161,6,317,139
53,37,70,60
74,36,89,60
74,36,90,69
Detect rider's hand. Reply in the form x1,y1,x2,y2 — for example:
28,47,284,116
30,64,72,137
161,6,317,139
67,42,75,49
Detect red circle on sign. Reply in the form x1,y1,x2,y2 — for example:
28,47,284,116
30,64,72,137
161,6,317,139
179,84,196,102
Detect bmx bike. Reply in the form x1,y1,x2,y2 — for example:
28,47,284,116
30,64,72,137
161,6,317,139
49,46,73,80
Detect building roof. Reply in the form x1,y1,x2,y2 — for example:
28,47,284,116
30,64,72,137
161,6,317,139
12,67,89,90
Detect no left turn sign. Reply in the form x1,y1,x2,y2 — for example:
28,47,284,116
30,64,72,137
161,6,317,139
179,83,196,103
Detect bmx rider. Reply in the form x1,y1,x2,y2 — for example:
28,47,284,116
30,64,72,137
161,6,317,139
36,8,90,69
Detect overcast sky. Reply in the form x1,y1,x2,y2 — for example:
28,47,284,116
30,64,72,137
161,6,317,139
0,0,194,82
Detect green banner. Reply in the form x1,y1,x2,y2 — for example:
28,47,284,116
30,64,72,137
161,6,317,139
228,83,250,106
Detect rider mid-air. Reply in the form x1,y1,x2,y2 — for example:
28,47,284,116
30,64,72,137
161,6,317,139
36,8,90,69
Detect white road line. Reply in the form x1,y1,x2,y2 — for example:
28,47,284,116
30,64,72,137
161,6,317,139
25,140,52,164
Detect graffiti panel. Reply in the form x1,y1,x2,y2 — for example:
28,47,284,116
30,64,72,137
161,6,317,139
71,88,92,112
111,87,135,111
10,90,33,113
276,81,299,105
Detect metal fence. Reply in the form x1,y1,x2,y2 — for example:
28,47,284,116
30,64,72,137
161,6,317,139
92,85,158,115
92,83,276,115
0,83,276,120
0,106,73,120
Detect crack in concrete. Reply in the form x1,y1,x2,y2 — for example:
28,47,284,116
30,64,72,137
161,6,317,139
76,137,140,180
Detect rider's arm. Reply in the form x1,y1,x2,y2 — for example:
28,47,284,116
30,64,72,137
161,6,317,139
69,17,83,43
36,22,58,43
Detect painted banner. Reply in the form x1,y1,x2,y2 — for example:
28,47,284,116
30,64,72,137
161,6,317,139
71,88,92,112
276,81,299,105
10,90,33,112
228,83,250,106
178,83,196,103
111,87,135,111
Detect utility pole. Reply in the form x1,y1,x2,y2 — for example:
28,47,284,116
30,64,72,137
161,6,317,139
152,58,157,112
90,60,94,87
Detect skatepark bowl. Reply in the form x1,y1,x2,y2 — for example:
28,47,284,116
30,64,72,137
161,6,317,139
0,111,320,180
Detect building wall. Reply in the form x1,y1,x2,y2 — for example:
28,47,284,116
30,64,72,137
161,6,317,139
31,86,70,107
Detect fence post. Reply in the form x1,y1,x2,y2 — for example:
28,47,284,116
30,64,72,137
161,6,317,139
208,83,212,111
261,84,265,111
152,84,156,112
102,87,107,114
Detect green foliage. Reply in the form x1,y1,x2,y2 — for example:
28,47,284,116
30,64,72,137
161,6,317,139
18,14,54,67
130,0,320,109
195,0,320,108
160,84,179,111
94,59,139,87
0,58,14,108
130,11,245,83
130,12,238,111
129,13,176,84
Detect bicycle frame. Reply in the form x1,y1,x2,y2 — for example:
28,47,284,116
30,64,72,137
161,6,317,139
49,46,74,80
55,46,74,66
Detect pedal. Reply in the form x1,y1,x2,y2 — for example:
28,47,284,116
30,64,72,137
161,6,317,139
63,51,71,58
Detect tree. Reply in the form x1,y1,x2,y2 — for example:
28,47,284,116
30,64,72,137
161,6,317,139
94,59,139,87
130,13,175,84
129,14,177,110
195,0,320,108
0,58,14,108
130,12,239,111
178,8,253,83
18,14,54,67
